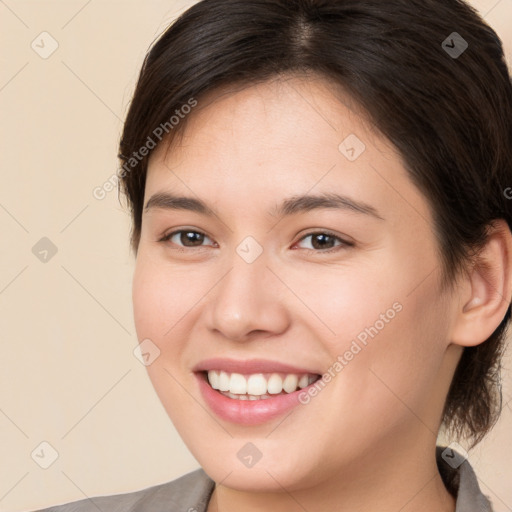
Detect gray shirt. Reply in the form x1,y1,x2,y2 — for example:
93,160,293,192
34,446,494,511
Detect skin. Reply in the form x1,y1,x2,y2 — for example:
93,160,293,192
132,74,512,512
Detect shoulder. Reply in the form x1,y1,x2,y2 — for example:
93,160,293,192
33,468,215,512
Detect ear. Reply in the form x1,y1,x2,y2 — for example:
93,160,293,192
450,219,512,347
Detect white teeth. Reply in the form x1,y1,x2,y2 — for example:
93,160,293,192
218,371,230,392
224,391,273,400
298,374,310,389
267,373,283,394
208,370,220,389
229,373,247,394
206,370,318,399
247,374,267,395
283,374,299,393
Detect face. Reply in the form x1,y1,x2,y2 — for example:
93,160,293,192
132,75,459,492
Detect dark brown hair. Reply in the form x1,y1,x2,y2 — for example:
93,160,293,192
118,0,512,448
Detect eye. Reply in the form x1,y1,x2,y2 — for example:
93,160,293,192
158,228,352,254
158,229,216,249
294,231,353,253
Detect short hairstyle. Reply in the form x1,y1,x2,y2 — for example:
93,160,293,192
118,0,512,449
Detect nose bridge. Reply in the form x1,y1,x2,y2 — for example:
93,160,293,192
205,242,290,340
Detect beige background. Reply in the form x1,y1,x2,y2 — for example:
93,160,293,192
0,1,511,511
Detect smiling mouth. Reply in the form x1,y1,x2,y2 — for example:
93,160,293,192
200,370,322,400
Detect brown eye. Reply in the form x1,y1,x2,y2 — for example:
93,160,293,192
295,232,352,253
160,230,214,248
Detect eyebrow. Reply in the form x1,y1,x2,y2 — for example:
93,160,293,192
144,191,385,220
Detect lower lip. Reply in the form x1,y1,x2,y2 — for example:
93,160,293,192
195,372,315,425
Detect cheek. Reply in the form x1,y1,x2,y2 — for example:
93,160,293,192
131,256,202,420
279,254,401,346
336,280,450,434
132,256,200,346
131,255,200,409
295,256,449,431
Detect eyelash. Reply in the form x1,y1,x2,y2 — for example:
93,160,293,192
157,229,353,254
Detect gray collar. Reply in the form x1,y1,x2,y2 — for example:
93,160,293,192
436,445,494,511
35,445,494,511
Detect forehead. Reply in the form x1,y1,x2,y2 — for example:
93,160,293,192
145,75,432,227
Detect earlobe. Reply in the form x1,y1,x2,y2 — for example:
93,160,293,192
451,219,512,347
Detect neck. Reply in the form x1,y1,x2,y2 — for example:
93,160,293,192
206,434,456,512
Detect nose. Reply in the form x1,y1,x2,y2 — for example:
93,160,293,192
204,252,291,342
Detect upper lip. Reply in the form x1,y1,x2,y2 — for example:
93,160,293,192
192,358,321,375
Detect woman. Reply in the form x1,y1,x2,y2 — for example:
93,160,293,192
36,0,512,510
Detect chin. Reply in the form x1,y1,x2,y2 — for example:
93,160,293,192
195,444,321,493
